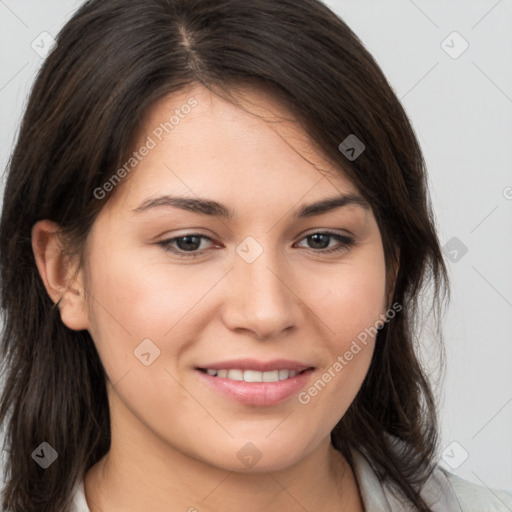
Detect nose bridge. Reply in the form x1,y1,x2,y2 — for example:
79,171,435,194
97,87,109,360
223,235,300,338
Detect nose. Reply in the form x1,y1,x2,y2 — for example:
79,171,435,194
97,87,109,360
221,243,302,340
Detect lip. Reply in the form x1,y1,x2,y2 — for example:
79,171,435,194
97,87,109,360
195,366,315,407
196,358,313,373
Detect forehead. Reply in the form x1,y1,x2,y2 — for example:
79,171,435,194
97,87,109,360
107,83,363,214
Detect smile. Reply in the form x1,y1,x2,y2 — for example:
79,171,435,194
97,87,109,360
198,368,310,382
195,367,315,406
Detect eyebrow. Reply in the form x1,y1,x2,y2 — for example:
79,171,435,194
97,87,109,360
131,193,370,219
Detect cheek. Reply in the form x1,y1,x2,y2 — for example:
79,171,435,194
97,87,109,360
322,278,385,334
295,254,387,412
305,252,387,347
83,248,169,375
83,245,224,383
86,246,184,338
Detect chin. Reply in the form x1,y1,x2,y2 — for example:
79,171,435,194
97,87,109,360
201,436,315,473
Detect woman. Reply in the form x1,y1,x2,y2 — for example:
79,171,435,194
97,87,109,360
0,0,510,511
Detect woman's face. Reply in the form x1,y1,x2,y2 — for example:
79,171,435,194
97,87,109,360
77,83,388,472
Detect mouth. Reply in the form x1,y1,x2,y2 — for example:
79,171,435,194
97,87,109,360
194,365,316,407
196,367,313,382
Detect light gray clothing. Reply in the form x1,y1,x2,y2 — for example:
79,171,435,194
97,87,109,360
70,446,512,511
348,446,512,511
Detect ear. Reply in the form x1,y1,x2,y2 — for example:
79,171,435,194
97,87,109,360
31,220,89,331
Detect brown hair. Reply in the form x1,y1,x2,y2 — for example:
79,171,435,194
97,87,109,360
0,1,448,510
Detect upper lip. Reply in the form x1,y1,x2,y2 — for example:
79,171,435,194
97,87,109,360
196,359,314,373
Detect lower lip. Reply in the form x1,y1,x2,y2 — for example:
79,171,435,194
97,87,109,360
195,368,315,406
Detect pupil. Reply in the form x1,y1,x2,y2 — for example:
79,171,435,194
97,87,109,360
177,235,200,251
309,233,329,249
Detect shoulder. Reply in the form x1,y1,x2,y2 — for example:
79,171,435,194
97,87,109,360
441,469,512,512
349,440,512,512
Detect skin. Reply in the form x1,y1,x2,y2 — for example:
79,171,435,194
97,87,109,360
32,83,392,512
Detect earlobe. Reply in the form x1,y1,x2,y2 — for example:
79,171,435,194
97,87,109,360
31,220,89,331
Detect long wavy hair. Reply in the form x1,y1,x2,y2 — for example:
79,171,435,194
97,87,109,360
0,0,449,510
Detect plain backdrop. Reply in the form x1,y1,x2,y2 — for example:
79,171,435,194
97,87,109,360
1,0,511,494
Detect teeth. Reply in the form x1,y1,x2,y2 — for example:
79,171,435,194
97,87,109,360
244,370,263,382
203,368,300,382
262,370,279,382
227,369,244,381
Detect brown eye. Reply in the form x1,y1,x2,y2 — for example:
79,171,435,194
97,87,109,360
157,234,215,258
296,231,355,254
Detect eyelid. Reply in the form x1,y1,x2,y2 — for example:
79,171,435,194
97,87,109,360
300,227,355,238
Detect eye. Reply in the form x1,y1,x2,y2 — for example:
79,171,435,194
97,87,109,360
294,231,355,254
157,234,216,258
157,230,355,259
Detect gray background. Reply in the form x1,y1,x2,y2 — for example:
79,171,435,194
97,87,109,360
1,0,511,494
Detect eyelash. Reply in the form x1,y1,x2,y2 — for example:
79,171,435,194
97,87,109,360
157,231,356,259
